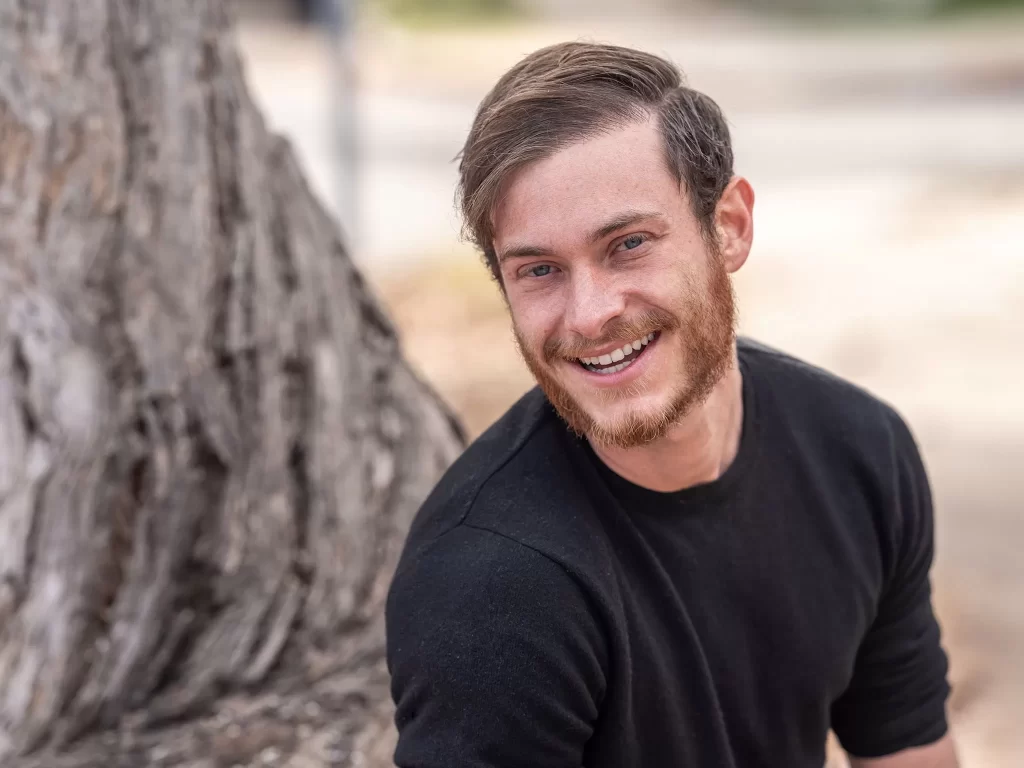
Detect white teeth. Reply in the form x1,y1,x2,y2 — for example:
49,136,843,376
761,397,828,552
580,333,658,371
594,359,634,375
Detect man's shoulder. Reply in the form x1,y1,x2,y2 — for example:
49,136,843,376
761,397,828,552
740,337,904,426
399,386,601,565
389,387,611,636
738,337,912,458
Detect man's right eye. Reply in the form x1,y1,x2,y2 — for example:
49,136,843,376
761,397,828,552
524,264,555,278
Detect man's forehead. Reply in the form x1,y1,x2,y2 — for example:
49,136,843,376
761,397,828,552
492,119,679,249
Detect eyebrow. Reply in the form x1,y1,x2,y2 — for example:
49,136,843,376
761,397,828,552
496,243,553,263
496,209,664,264
587,209,664,244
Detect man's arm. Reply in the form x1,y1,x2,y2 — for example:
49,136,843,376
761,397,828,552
849,732,958,767
385,523,606,768
831,411,955,762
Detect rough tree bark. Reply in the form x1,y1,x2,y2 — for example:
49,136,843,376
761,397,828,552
0,1,464,765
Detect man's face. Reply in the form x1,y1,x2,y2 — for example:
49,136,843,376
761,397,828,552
492,118,737,448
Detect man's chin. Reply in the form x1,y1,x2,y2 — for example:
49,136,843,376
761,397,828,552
525,357,678,447
545,388,676,449
584,407,676,449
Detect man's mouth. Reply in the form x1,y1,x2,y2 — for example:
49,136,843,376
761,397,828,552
576,332,658,375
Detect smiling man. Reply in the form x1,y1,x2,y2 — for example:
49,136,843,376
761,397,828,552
385,43,957,768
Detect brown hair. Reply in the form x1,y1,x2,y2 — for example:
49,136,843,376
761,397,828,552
457,41,734,282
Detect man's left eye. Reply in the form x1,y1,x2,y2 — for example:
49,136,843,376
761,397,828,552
618,234,647,251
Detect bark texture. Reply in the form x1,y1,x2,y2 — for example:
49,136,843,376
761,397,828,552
0,1,465,765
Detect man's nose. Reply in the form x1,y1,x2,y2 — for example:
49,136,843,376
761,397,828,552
564,266,626,340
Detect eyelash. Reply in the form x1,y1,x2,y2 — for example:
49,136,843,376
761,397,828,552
515,233,652,279
614,233,650,252
520,263,559,279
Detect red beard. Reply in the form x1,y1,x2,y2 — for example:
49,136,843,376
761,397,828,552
515,254,737,448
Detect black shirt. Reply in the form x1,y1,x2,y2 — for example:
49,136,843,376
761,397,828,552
386,339,951,767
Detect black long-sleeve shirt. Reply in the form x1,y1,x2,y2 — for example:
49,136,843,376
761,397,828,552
386,339,951,767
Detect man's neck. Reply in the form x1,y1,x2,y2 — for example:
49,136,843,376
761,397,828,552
589,351,744,493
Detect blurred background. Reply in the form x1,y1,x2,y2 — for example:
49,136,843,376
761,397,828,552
234,0,1021,764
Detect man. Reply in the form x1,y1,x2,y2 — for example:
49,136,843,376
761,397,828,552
386,42,957,767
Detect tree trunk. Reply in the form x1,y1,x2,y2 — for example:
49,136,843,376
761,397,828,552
0,1,464,765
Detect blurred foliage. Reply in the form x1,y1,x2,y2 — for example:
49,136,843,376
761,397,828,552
725,0,1024,19
373,0,526,25
935,0,1024,13
365,0,1024,24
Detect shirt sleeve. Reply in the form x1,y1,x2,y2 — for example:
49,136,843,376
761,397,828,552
385,522,607,768
830,412,952,758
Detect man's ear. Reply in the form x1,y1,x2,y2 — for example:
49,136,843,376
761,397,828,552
714,176,755,274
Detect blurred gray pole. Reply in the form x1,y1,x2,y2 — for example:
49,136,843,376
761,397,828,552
330,0,360,244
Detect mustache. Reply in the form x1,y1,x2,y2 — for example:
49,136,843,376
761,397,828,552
543,308,680,361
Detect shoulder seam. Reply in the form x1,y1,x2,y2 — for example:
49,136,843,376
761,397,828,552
459,520,573,576
428,519,611,703
456,520,609,679
407,519,594,607
442,409,553,538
